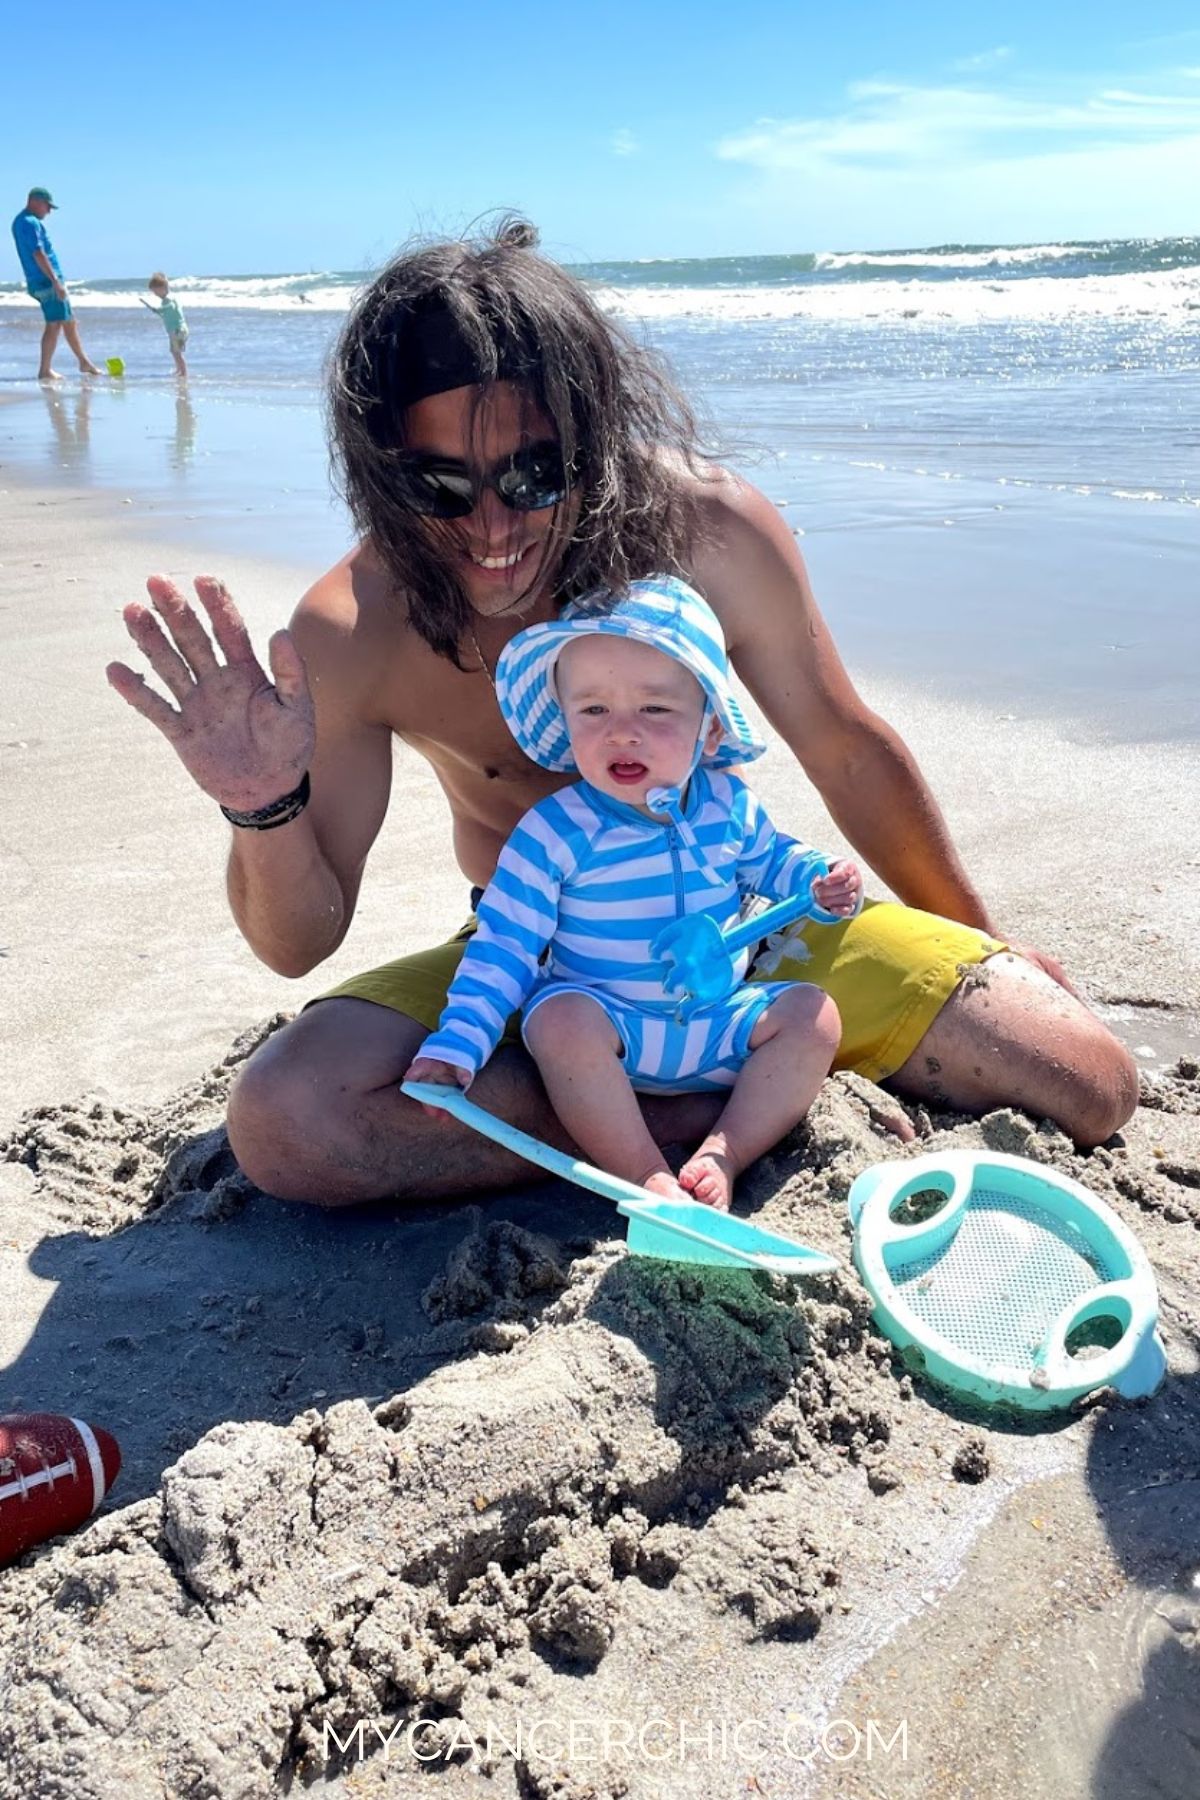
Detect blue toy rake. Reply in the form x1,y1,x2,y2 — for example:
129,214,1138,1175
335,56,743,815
652,859,841,1015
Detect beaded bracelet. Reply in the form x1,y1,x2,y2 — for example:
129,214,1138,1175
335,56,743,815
220,772,311,831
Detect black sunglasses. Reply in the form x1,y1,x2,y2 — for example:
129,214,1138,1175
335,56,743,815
395,439,570,520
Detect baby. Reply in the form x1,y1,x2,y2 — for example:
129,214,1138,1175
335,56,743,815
406,576,862,1210
139,272,188,376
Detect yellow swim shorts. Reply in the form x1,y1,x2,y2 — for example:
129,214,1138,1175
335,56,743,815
315,900,1005,1086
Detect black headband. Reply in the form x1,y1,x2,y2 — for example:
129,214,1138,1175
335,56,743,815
387,300,539,410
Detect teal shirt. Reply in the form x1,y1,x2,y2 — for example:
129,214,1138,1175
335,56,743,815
152,295,186,335
12,211,62,291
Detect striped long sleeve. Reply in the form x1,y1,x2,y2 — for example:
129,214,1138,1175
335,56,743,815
419,803,576,1077
734,786,828,902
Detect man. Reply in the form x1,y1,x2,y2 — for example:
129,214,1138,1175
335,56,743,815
106,220,1138,1207
11,187,101,380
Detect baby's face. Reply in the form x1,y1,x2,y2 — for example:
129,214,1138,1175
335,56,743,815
556,633,718,814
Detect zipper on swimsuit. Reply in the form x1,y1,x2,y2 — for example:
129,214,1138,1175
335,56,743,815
666,824,685,917
664,823,691,1023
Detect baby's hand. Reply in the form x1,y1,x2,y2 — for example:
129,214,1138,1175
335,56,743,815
403,1056,472,1114
812,859,863,918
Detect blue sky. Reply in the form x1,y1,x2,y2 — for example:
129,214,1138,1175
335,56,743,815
6,2,1200,275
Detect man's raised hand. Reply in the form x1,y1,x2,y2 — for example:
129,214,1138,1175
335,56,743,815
106,576,316,813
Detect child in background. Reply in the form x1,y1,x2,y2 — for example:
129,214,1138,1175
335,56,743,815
139,272,188,376
406,577,863,1212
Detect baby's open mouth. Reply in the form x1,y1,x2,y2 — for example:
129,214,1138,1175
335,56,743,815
609,761,648,783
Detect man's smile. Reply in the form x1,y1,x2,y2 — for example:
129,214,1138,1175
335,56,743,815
467,543,535,573
471,549,526,569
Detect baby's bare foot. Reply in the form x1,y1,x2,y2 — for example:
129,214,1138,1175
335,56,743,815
641,1169,693,1205
678,1149,734,1212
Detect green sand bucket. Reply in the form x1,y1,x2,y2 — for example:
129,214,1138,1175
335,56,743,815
105,357,125,377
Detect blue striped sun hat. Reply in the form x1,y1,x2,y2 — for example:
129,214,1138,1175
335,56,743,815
493,575,766,773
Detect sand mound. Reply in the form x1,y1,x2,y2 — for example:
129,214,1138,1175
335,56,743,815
1,1037,1198,1797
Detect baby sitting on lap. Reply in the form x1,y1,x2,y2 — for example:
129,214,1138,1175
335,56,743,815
405,575,862,1210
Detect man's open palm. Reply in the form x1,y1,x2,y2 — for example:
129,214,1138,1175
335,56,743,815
106,575,316,813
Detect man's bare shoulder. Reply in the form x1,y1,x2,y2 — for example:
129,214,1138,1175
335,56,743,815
288,543,420,723
292,541,401,637
682,463,817,644
677,460,876,756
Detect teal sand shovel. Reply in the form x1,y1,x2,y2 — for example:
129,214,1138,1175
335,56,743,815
401,1080,837,1277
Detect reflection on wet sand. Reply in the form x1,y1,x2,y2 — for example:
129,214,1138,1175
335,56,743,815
170,393,197,472
40,382,92,472
39,380,196,480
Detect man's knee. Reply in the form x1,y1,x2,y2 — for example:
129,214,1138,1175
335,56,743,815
226,1015,364,1202
892,955,1141,1149
992,1011,1138,1149
1067,1029,1140,1148
225,1002,438,1205
225,1032,316,1198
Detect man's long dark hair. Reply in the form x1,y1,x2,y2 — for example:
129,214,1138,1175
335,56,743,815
328,217,708,665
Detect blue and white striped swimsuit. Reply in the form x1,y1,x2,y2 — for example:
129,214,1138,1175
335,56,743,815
421,768,827,1094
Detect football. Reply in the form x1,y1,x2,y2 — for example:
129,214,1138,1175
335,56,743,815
0,1413,123,1564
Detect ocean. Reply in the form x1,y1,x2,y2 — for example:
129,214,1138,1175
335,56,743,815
2,237,1197,740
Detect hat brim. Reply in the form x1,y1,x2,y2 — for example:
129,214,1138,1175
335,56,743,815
495,613,765,774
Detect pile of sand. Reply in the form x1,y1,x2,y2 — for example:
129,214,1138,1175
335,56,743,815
2,1030,1198,1798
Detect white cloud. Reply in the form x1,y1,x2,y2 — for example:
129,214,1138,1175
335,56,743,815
610,128,639,157
706,67,1200,247
1126,29,1200,51
951,46,1012,73
715,74,1200,175
1098,87,1200,105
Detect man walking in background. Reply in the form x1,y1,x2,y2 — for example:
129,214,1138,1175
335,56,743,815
10,187,101,380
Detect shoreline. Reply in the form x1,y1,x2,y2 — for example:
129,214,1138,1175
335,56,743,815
4,371,1198,749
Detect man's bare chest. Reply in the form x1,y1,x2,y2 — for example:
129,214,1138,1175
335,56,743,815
380,659,569,815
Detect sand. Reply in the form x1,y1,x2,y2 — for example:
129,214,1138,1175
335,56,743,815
1,468,1199,1799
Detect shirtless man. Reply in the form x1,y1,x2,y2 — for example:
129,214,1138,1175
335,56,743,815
107,220,1138,1206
